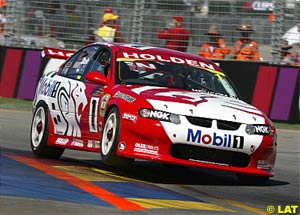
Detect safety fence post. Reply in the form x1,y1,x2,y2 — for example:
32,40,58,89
130,0,145,44
271,0,284,64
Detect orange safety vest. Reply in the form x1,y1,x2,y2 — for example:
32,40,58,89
198,39,230,59
0,0,6,35
0,23,4,34
0,14,6,34
233,39,260,61
0,0,6,7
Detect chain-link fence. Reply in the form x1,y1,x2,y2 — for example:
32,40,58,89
1,0,299,63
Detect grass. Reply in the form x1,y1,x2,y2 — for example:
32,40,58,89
274,122,300,130
0,97,299,130
0,97,32,111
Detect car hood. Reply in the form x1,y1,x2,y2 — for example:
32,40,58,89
130,86,267,124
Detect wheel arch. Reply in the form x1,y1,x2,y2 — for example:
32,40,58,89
104,104,120,120
30,99,64,158
34,99,57,139
33,96,51,113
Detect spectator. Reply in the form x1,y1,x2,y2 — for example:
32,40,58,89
198,25,230,59
0,0,6,13
94,12,125,43
0,13,6,34
157,16,190,52
99,8,113,27
280,39,296,66
86,7,114,45
233,22,260,61
0,0,6,34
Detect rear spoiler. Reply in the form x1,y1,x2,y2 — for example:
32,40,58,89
41,47,75,60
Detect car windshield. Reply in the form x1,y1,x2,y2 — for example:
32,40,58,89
116,59,239,98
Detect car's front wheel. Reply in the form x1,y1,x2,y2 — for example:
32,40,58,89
237,174,269,185
101,107,133,167
30,102,64,158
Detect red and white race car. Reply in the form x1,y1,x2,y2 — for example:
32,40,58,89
31,43,277,184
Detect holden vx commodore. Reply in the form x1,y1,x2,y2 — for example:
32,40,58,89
30,43,277,184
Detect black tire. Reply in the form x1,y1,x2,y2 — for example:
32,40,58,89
237,174,269,185
101,107,133,167
30,101,64,158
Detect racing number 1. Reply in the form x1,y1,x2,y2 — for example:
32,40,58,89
89,97,99,132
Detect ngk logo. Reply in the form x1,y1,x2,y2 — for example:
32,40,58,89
254,125,270,134
186,128,244,149
149,110,170,120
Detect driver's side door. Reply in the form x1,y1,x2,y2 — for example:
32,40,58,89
81,47,113,143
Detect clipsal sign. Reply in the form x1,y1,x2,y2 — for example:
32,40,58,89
251,1,273,11
42,48,75,60
121,52,219,71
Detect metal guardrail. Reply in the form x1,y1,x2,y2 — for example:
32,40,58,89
1,0,300,63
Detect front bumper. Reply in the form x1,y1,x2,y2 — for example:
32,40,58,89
117,116,277,177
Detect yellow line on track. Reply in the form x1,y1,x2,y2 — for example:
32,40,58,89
127,198,236,211
6,154,144,210
217,199,268,215
91,168,151,184
55,166,236,211
54,166,149,183
54,166,123,182
179,185,268,214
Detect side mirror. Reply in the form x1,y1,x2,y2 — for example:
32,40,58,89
85,72,107,85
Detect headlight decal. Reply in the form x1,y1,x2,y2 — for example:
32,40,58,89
138,108,181,124
246,124,272,135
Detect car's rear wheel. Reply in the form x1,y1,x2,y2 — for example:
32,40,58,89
237,174,269,185
30,102,64,158
101,107,133,167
